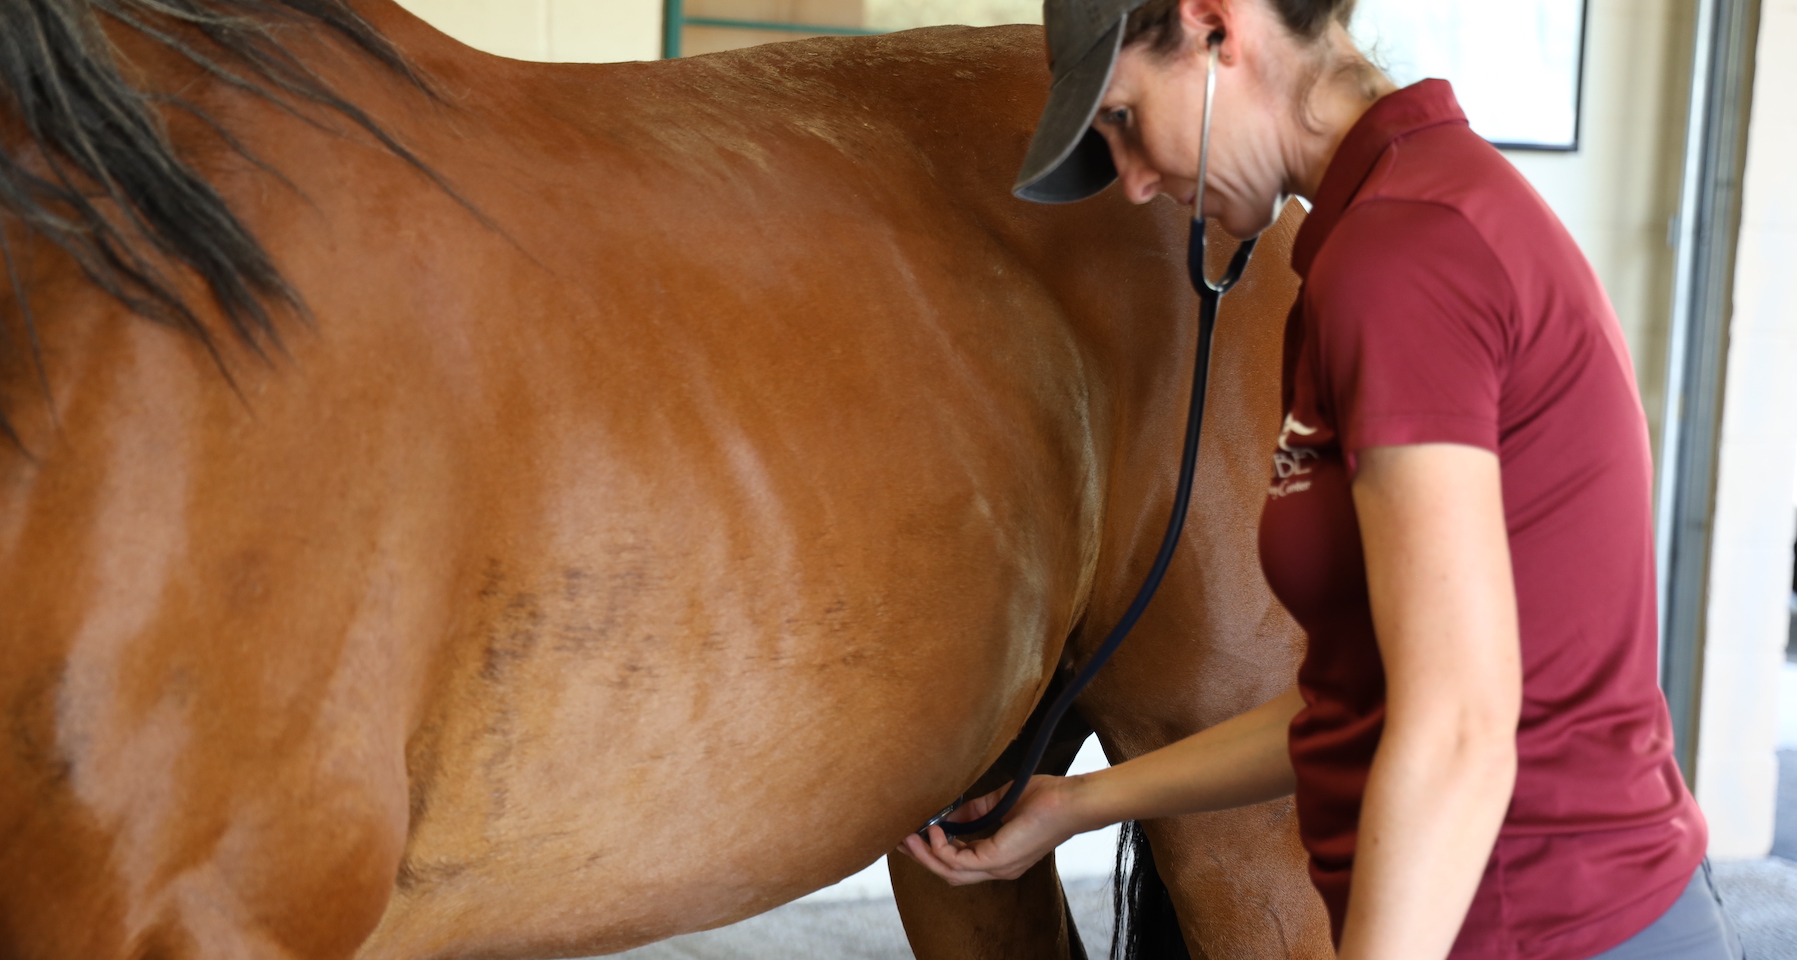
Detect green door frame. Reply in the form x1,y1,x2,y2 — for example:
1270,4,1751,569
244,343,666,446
1655,0,1762,781
662,0,883,58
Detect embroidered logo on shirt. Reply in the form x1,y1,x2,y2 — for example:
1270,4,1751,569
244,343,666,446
1269,415,1319,499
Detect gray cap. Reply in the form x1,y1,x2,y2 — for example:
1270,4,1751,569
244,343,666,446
1014,0,1147,204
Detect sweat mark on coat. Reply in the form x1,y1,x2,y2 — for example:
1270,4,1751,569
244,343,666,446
477,557,505,601
10,664,72,791
404,722,440,833
394,855,469,892
479,592,543,684
552,545,658,657
608,659,662,691
560,568,590,602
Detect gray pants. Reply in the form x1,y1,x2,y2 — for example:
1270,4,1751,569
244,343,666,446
1590,861,1744,960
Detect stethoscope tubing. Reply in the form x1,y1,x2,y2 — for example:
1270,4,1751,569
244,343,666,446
925,37,1257,840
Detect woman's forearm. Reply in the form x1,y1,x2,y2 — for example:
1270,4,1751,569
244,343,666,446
1064,684,1303,832
1337,705,1517,960
899,684,1302,886
1343,443,1522,960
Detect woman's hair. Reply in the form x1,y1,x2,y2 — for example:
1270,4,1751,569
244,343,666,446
1124,0,1359,56
1122,0,1382,128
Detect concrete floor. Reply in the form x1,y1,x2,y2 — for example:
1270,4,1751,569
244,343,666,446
599,751,1797,959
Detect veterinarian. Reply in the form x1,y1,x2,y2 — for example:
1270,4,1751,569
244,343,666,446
900,1,1739,957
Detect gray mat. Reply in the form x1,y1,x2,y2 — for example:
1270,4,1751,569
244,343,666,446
604,877,1117,960
606,896,909,960
601,861,1796,958
1715,857,1797,960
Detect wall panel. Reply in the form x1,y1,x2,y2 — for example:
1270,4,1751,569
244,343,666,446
393,0,663,62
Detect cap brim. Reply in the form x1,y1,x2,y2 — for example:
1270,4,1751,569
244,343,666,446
1013,16,1124,204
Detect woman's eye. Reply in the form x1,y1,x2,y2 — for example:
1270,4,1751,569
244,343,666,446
1103,107,1130,127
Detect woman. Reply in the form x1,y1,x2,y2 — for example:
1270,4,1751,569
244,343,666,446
899,1,1740,957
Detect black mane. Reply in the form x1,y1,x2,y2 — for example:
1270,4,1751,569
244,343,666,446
0,0,434,445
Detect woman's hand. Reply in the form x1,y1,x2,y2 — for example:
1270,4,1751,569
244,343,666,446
898,686,1303,887
896,775,1087,885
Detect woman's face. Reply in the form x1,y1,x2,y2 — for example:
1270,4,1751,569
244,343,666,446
1091,11,1292,238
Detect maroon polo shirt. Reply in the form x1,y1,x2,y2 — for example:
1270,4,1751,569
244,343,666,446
1257,81,1706,959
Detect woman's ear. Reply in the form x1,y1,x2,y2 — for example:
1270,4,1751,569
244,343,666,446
1178,0,1231,52
1178,0,1243,65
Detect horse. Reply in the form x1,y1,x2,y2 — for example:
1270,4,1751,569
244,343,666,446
0,2,1327,957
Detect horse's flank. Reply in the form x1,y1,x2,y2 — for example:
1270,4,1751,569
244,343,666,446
0,4,1324,958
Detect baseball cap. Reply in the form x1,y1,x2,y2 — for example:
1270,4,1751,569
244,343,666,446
1013,0,1151,203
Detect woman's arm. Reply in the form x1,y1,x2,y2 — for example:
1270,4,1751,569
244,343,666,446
1067,682,1303,823
900,683,1303,884
1340,443,1521,960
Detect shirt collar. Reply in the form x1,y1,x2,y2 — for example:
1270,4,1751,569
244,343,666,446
1289,79,1468,278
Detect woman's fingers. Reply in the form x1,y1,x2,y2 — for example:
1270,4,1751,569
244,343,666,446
895,825,1029,884
945,782,1011,823
896,830,1003,885
895,776,1080,885
917,824,1039,883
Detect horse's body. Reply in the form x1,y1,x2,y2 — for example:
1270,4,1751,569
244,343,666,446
0,5,1324,958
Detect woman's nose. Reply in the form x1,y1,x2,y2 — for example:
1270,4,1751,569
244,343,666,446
1114,151,1162,205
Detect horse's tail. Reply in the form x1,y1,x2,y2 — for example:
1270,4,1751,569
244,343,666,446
1110,820,1192,960
0,0,432,440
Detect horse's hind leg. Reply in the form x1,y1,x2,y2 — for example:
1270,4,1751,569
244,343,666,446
891,850,1088,960
1138,800,1328,959
891,691,1092,960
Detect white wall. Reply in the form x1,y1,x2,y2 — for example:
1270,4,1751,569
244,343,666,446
1504,0,1694,456
393,0,664,62
1694,0,1797,860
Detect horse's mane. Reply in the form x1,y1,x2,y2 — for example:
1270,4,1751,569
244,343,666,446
0,0,431,445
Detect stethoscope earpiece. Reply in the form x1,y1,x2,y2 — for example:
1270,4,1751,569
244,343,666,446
1193,35,1257,297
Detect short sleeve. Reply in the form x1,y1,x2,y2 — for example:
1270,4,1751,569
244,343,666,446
1304,199,1514,463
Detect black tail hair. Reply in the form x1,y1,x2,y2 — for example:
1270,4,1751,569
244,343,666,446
0,0,436,445
1110,821,1192,960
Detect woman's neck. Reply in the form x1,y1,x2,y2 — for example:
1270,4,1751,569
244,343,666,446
1284,28,1398,201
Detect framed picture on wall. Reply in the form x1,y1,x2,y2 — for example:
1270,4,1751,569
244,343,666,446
1350,0,1590,151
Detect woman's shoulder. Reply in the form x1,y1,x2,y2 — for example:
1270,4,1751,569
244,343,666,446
1360,119,1541,219
1307,196,1515,325
1345,125,1592,305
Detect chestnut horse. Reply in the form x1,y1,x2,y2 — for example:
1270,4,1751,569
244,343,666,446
0,3,1327,958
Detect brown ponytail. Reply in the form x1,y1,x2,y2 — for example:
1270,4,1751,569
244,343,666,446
1124,0,1358,55
1268,0,1359,38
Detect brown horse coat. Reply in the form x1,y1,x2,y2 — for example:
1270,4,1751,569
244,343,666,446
0,5,1326,958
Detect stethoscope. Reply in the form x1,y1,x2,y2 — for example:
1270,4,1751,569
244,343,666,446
921,35,1258,841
